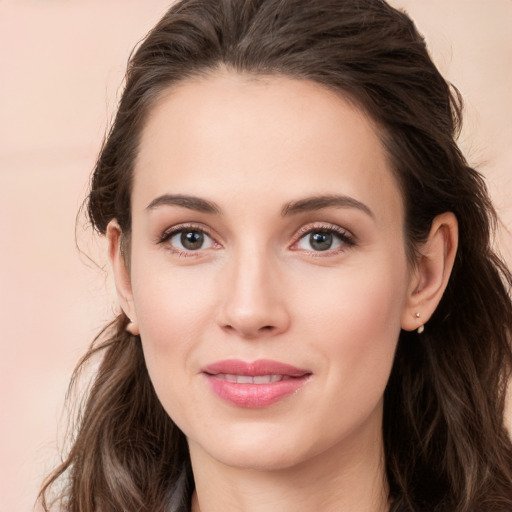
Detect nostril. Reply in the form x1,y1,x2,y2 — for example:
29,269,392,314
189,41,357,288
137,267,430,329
221,323,276,337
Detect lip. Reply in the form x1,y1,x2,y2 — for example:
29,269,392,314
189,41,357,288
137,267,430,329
201,359,311,408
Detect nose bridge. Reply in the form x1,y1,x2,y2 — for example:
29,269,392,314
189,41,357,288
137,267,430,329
218,240,289,338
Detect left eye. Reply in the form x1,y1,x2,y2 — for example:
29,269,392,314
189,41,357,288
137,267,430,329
168,229,215,251
295,230,346,252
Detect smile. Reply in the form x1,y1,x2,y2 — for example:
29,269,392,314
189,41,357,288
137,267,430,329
212,374,292,384
201,359,311,408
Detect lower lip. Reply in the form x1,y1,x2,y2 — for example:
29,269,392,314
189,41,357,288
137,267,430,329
204,375,309,408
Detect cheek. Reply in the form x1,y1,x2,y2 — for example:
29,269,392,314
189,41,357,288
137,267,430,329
303,255,406,331
301,256,408,393
130,264,218,400
132,256,216,332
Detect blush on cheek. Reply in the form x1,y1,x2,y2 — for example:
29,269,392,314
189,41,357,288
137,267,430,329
325,272,404,372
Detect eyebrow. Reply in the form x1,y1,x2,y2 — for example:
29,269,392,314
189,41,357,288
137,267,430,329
145,193,373,218
146,194,221,214
281,195,374,218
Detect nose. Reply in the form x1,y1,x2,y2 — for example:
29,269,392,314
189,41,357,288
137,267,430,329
217,247,291,339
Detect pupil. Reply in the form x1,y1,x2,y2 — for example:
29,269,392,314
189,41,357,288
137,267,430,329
181,231,204,250
310,232,332,251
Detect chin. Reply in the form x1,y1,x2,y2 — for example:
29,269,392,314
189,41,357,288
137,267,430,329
187,424,328,473
209,446,305,472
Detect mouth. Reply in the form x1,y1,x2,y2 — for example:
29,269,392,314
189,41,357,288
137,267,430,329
201,359,312,408
211,374,294,384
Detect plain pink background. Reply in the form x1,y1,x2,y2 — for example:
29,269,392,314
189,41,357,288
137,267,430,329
1,1,511,511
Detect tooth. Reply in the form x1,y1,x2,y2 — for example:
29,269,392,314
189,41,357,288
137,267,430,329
236,375,254,384
216,374,289,384
253,375,271,384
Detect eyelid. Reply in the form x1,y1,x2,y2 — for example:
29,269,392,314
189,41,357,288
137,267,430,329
156,221,355,256
157,222,222,254
290,222,356,253
158,222,208,242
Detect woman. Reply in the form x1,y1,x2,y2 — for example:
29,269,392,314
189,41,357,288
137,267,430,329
39,0,512,510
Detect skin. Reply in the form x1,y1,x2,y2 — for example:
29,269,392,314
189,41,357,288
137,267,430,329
108,70,458,512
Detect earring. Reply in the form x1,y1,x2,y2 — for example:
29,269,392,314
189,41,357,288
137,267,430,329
415,313,424,334
126,319,140,336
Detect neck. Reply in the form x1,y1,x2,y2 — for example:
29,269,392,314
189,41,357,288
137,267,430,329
189,426,389,512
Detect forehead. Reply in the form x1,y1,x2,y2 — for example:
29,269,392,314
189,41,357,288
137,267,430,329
133,70,403,223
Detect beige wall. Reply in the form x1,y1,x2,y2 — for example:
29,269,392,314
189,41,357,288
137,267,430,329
0,1,510,510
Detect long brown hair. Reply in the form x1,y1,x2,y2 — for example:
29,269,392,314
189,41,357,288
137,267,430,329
40,0,512,510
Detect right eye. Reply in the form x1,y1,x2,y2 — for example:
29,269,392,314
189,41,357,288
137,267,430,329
172,229,212,250
160,226,219,255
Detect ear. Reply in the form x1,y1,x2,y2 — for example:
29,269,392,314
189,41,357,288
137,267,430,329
107,219,139,335
401,212,458,332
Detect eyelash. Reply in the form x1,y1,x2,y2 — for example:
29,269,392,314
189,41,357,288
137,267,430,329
158,223,219,257
157,222,356,257
290,223,356,255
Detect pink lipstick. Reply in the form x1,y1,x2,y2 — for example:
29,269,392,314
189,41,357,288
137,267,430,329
201,359,311,408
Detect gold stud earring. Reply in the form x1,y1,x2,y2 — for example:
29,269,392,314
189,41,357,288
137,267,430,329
415,312,424,333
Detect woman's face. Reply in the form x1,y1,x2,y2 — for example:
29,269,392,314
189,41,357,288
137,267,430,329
118,71,417,471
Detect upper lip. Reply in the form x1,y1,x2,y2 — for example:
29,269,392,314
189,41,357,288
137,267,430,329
201,359,311,377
